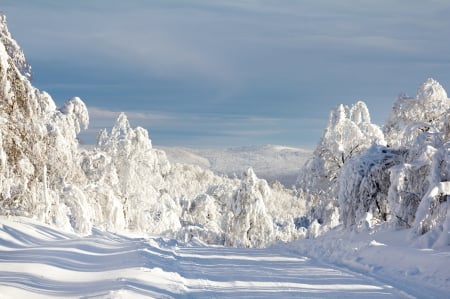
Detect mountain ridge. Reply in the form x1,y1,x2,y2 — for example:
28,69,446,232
159,144,311,186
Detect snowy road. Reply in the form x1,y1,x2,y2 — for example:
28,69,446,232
0,218,421,298
175,246,406,298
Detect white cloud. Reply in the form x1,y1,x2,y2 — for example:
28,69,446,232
88,107,174,121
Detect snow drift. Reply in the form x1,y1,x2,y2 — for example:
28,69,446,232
6,216,441,298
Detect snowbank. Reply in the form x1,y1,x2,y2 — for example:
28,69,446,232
3,216,446,298
275,224,450,298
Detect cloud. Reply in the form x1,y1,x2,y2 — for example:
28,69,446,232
88,107,174,121
3,0,450,147
79,106,325,148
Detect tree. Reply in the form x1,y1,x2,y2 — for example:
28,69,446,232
94,113,178,233
225,168,273,247
339,145,404,228
297,101,385,231
0,15,90,232
410,141,450,247
299,101,385,193
384,78,450,148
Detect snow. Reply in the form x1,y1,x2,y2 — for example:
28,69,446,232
276,223,450,299
2,216,445,298
0,12,450,299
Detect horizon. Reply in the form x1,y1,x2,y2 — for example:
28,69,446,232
2,1,450,148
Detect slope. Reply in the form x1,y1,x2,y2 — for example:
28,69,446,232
160,145,312,186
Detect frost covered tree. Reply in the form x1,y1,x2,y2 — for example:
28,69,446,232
298,101,385,193
387,131,449,247
338,79,449,237
0,15,91,233
339,145,404,228
178,192,227,244
93,113,180,233
0,15,31,79
384,78,450,147
381,79,450,247
388,130,443,228
411,142,450,247
297,101,385,231
225,168,273,247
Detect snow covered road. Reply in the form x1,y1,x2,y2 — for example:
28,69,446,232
0,217,430,298
174,246,404,298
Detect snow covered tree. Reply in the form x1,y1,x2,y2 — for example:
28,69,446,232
381,79,450,247
178,192,226,244
0,15,31,79
388,130,443,227
297,101,385,231
409,141,450,247
225,168,273,247
298,101,385,193
339,145,404,228
384,78,450,147
94,113,179,233
0,15,92,233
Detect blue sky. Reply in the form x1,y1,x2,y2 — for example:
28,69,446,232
2,1,450,148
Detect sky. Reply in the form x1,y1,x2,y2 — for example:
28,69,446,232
2,0,450,148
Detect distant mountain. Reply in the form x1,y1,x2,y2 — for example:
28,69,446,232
159,145,312,186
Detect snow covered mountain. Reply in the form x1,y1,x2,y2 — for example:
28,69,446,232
160,144,311,186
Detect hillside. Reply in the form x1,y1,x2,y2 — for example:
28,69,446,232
160,144,311,186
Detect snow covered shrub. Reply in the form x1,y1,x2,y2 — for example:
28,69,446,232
225,168,273,247
339,145,404,228
411,142,450,247
84,184,125,231
178,193,225,244
389,163,430,228
388,130,443,228
170,166,306,246
265,182,308,242
58,184,93,234
184,194,219,228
